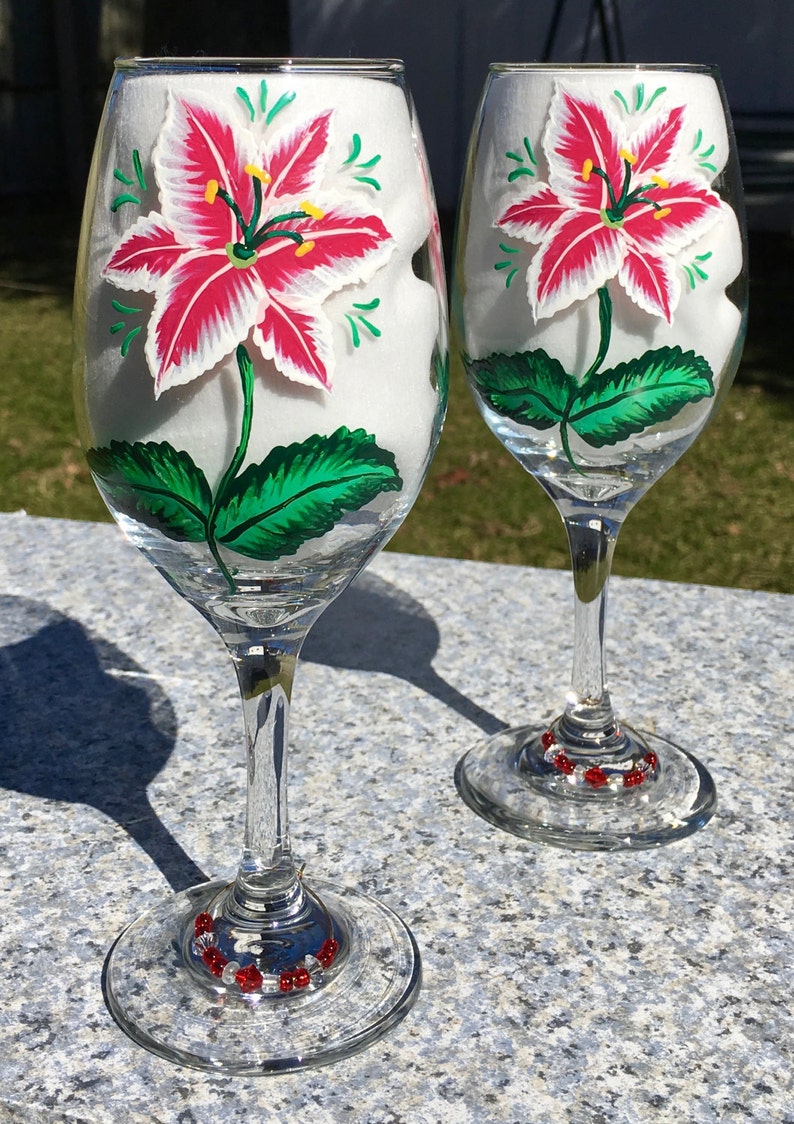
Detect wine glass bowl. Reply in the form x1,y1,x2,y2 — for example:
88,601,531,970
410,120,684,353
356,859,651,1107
73,57,446,1071
452,64,747,850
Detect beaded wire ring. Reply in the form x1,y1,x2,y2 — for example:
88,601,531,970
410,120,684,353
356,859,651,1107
541,725,659,790
190,871,340,996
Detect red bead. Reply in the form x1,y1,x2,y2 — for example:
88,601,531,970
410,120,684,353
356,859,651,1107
235,963,264,993
279,971,294,992
623,769,646,788
553,752,575,775
643,751,659,771
194,912,214,937
202,946,228,978
293,966,311,989
317,937,339,967
541,730,557,750
584,766,608,789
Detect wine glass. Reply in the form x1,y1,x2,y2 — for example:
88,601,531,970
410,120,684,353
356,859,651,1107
451,64,746,850
73,57,447,1072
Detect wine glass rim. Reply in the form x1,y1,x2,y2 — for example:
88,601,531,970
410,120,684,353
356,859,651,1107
113,56,406,76
488,62,718,75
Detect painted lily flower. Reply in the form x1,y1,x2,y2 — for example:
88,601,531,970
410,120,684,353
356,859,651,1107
104,94,393,396
498,87,723,323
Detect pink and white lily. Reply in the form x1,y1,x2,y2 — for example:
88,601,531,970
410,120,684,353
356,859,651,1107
104,93,393,396
498,87,723,323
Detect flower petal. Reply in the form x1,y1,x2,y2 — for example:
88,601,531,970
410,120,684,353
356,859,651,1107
546,89,623,210
263,111,332,199
253,299,334,389
623,181,723,253
103,213,185,291
528,211,624,320
631,105,686,179
156,95,255,248
147,250,262,395
498,183,570,241
618,243,678,322
255,205,393,300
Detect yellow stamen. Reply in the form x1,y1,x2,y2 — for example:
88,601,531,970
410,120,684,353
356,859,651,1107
245,164,272,184
581,158,594,182
295,240,315,257
653,207,672,221
205,179,219,204
300,200,325,220
619,148,637,165
651,174,670,189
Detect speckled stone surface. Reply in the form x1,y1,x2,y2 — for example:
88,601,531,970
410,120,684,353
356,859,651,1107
0,512,792,1124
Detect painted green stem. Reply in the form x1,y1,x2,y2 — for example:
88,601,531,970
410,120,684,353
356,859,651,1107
583,287,613,383
207,344,256,592
560,285,612,473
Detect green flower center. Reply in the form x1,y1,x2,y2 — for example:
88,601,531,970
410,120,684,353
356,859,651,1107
226,242,258,268
600,209,625,230
207,167,324,259
583,152,669,227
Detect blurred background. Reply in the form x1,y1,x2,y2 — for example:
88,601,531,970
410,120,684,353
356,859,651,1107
1,0,792,592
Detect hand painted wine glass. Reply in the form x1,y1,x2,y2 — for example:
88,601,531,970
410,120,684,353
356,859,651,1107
73,58,447,1071
452,64,746,850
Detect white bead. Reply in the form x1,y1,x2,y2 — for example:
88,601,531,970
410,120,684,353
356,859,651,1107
221,960,241,985
304,954,324,983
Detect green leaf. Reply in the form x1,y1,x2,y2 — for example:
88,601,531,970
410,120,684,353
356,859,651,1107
568,346,715,447
213,427,403,560
86,440,212,541
465,350,576,429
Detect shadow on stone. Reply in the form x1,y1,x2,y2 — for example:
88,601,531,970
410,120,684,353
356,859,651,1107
303,571,506,736
0,595,207,891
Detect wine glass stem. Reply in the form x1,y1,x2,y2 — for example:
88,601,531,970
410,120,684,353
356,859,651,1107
225,632,305,921
558,513,625,757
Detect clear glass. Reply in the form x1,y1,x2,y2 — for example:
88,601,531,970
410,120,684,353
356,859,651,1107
73,57,447,1071
451,63,747,850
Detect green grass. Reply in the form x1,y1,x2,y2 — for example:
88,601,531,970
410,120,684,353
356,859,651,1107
1,206,791,593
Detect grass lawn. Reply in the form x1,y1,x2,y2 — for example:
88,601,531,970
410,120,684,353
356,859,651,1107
1,204,792,594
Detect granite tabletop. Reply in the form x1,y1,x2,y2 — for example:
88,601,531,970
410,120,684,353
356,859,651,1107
0,511,791,1124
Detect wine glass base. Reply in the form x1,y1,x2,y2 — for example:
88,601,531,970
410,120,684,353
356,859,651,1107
104,878,421,1074
455,726,716,851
